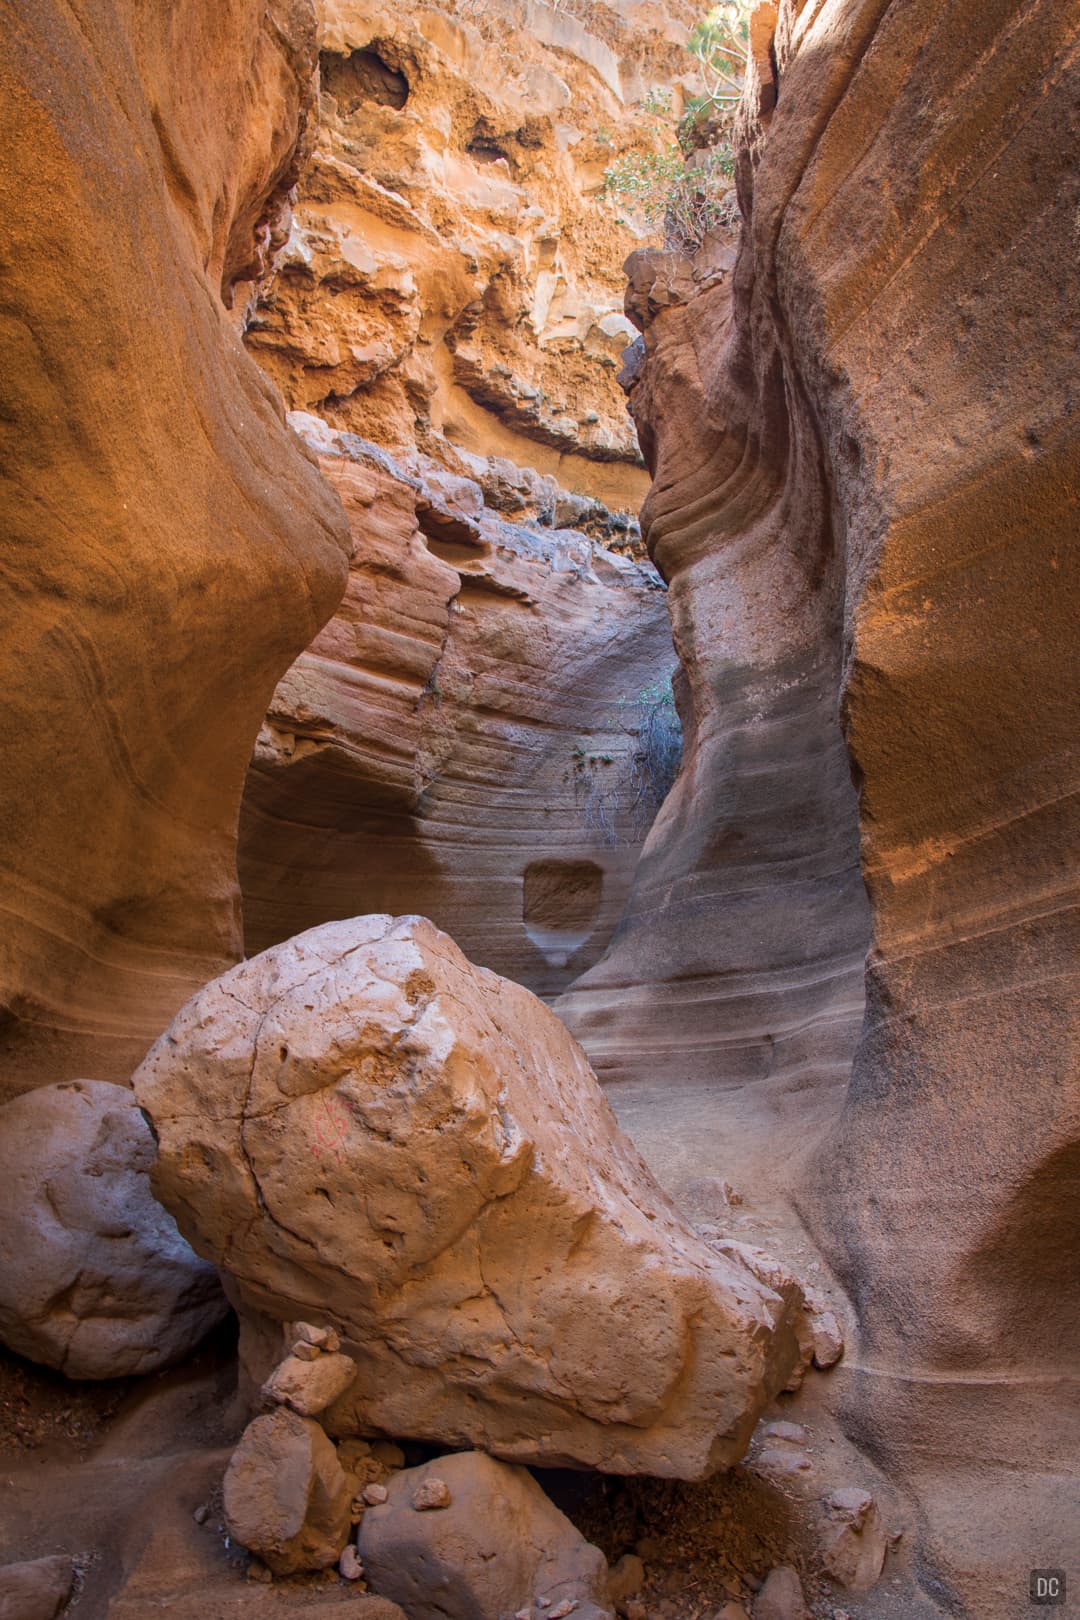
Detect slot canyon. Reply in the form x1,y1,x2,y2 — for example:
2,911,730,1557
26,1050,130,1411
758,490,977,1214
0,1,1076,1618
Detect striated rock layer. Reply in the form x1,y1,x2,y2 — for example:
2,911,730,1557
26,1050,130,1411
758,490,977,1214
568,2,1080,1613
0,0,351,1099
558,217,871,1144
239,416,675,999
135,915,808,1479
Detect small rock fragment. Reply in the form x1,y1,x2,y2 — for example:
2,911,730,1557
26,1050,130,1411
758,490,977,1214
762,1421,807,1444
412,1476,451,1511
192,1504,210,1526
358,1452,613,1619
290,1321,341,1352
753,1566,809,1620
717,1605,750,1620
607,1553,644,1604
261,1351,357,1416
245,1561,272,1584
223,1407,351,1574
0,1556,74,1620
339,1545,364,1581
809,1311,844,1369
363,1483,389,1506
371,1440,405,1469
292,1341,320,1362
757,1446,812,1478
621,1604,646,1620
821,1488,887,1592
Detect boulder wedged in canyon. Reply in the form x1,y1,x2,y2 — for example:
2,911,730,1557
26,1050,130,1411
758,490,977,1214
0,0,351,1099
0,1080,227,1378
134,914,809,1478
238,417,675,998
575,1,1079,1612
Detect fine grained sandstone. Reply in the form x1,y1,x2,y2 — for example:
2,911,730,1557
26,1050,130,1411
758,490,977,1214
134,915,807,1478
243,0,707,507
557,178,871,1163
238,417,675,998
576,1,1079,1613
0,0,351,1099
0,1080,227,1379
356,1451,614,1620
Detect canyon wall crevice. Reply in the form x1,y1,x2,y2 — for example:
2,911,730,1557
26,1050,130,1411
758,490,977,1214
0,0,352,1100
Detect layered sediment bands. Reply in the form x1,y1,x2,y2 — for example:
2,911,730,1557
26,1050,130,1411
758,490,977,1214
557,243,871,1135
777,3,1080,1607
573,2,1079,1612
238,419,673,997
0,0,351,1098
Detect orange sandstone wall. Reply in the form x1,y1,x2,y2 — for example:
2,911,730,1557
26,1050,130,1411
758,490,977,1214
0,0,352,1098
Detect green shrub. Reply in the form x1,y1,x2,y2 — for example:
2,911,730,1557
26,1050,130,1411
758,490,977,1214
601,3,752,251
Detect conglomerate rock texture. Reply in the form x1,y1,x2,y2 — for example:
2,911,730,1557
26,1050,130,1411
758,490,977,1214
242,0,705,509
238,415,675,998
562,2,1079,1614
0,0,351,1099
135,915,808,1479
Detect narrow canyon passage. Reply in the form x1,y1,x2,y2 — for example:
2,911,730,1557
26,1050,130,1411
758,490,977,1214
0,3,1076,1620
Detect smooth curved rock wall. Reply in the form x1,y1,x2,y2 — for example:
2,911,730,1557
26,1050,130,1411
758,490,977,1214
0,0,352,1098
238,418,675,998
566,2,1079,1613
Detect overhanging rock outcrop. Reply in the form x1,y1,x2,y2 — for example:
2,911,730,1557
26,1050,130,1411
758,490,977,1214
134,914,808,1479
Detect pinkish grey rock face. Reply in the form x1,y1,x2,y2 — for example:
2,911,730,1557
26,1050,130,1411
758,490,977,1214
238,419,675,1001
0,1081,227,1378
134,914,808,1479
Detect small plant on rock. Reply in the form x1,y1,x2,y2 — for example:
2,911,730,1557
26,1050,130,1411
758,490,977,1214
600,3,752,251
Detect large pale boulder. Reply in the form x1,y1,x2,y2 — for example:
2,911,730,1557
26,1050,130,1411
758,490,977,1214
356,1451,613,1620
135,915,805,1478
0,1080,227,1379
